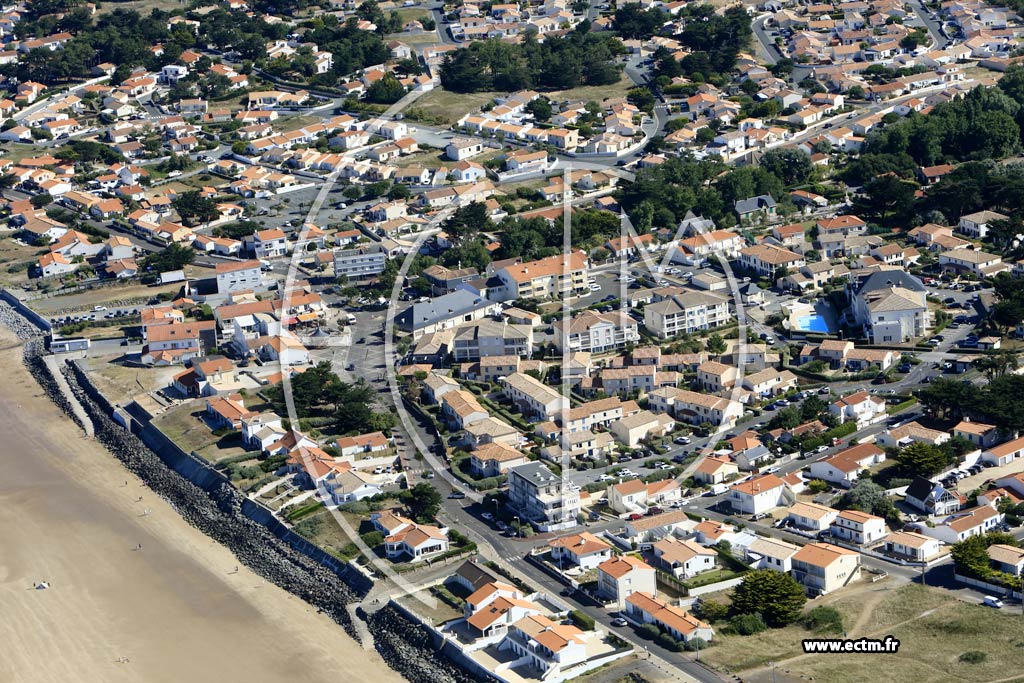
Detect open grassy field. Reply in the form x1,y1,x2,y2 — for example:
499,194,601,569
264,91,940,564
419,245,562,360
97,0,187,12
86,356,179,405
703,583,1024,683
0,236,46,286
153,400,249,462
546,74,633,105
29,280,184,313
385,30,441,46
393,7,432,23
406,89,501,126
0,142,52,164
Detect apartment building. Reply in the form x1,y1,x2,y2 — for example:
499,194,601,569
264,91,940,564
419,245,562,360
215,260,263,294
501,372,568,421
553,310,639,353
643,290,730,339
333,243,388,279
452,319,533,361
493,250,589,300
738,244,805,278
507,461,580,532
648,386,743,429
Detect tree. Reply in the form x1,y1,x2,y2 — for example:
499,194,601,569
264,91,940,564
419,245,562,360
800,395,826,421
837,479,900,527
140,243,194,273
759,149,813,187
525,97,553,122
30,193,53,209
365,73,406,104
613,3,668,40
896,441,949,477
705,333,726,355
730,570,807,627
400,482,442,522
917,377,978,421
173,190,220,227
694,598,729,623
854,175,917,225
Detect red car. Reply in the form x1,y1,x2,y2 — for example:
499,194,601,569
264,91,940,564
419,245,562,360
628,513,643,521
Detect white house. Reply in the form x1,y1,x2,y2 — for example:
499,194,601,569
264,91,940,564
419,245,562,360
728,474,789,515
548,532,613,570
883,531,942,562
651,537,717,579
807,443,886,488
596,555,657,609
920,506,1003,545
828,391,887,429
829,509,887,545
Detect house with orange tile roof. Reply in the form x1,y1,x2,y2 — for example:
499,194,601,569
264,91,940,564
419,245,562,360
608,478,681,514
463,581,542,638
335,431,393,460
728,473,789,515
549,532,613,570
828,390,886,429
625,592,714,643
982,435,1024,467
597,555,656,608
693,455,739,485
921,505,1003,545
500,614,590,676
883,531,941,562
791,542,861,595
955,419,1002,450
469,441,528,477
651,537,716,579
830,509,887,545
807,442,885,488
384,521,449,562
786,501,839,532
205,393,254,430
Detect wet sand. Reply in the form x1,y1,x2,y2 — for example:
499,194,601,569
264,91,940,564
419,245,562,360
0,333,405,683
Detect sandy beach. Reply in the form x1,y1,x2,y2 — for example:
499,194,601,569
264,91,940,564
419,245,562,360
0,331,405,683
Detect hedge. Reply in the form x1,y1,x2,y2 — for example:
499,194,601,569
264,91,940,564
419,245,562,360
569,610,595,631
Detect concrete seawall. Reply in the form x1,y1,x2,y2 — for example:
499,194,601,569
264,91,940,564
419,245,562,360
0,295,494,683
67,359,373,592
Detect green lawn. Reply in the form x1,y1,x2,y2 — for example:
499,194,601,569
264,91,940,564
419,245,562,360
405,89,501,126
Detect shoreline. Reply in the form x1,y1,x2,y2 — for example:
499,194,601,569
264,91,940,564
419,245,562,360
0,324,408,683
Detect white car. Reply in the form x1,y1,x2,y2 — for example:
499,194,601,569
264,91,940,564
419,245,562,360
599,474,614,482
589,284,601,291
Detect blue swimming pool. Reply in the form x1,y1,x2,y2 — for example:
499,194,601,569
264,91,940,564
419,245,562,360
796,314,831,333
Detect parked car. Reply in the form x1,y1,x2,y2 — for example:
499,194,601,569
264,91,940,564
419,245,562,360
448,491,466,499
611,617,628,627
628,513,643,521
